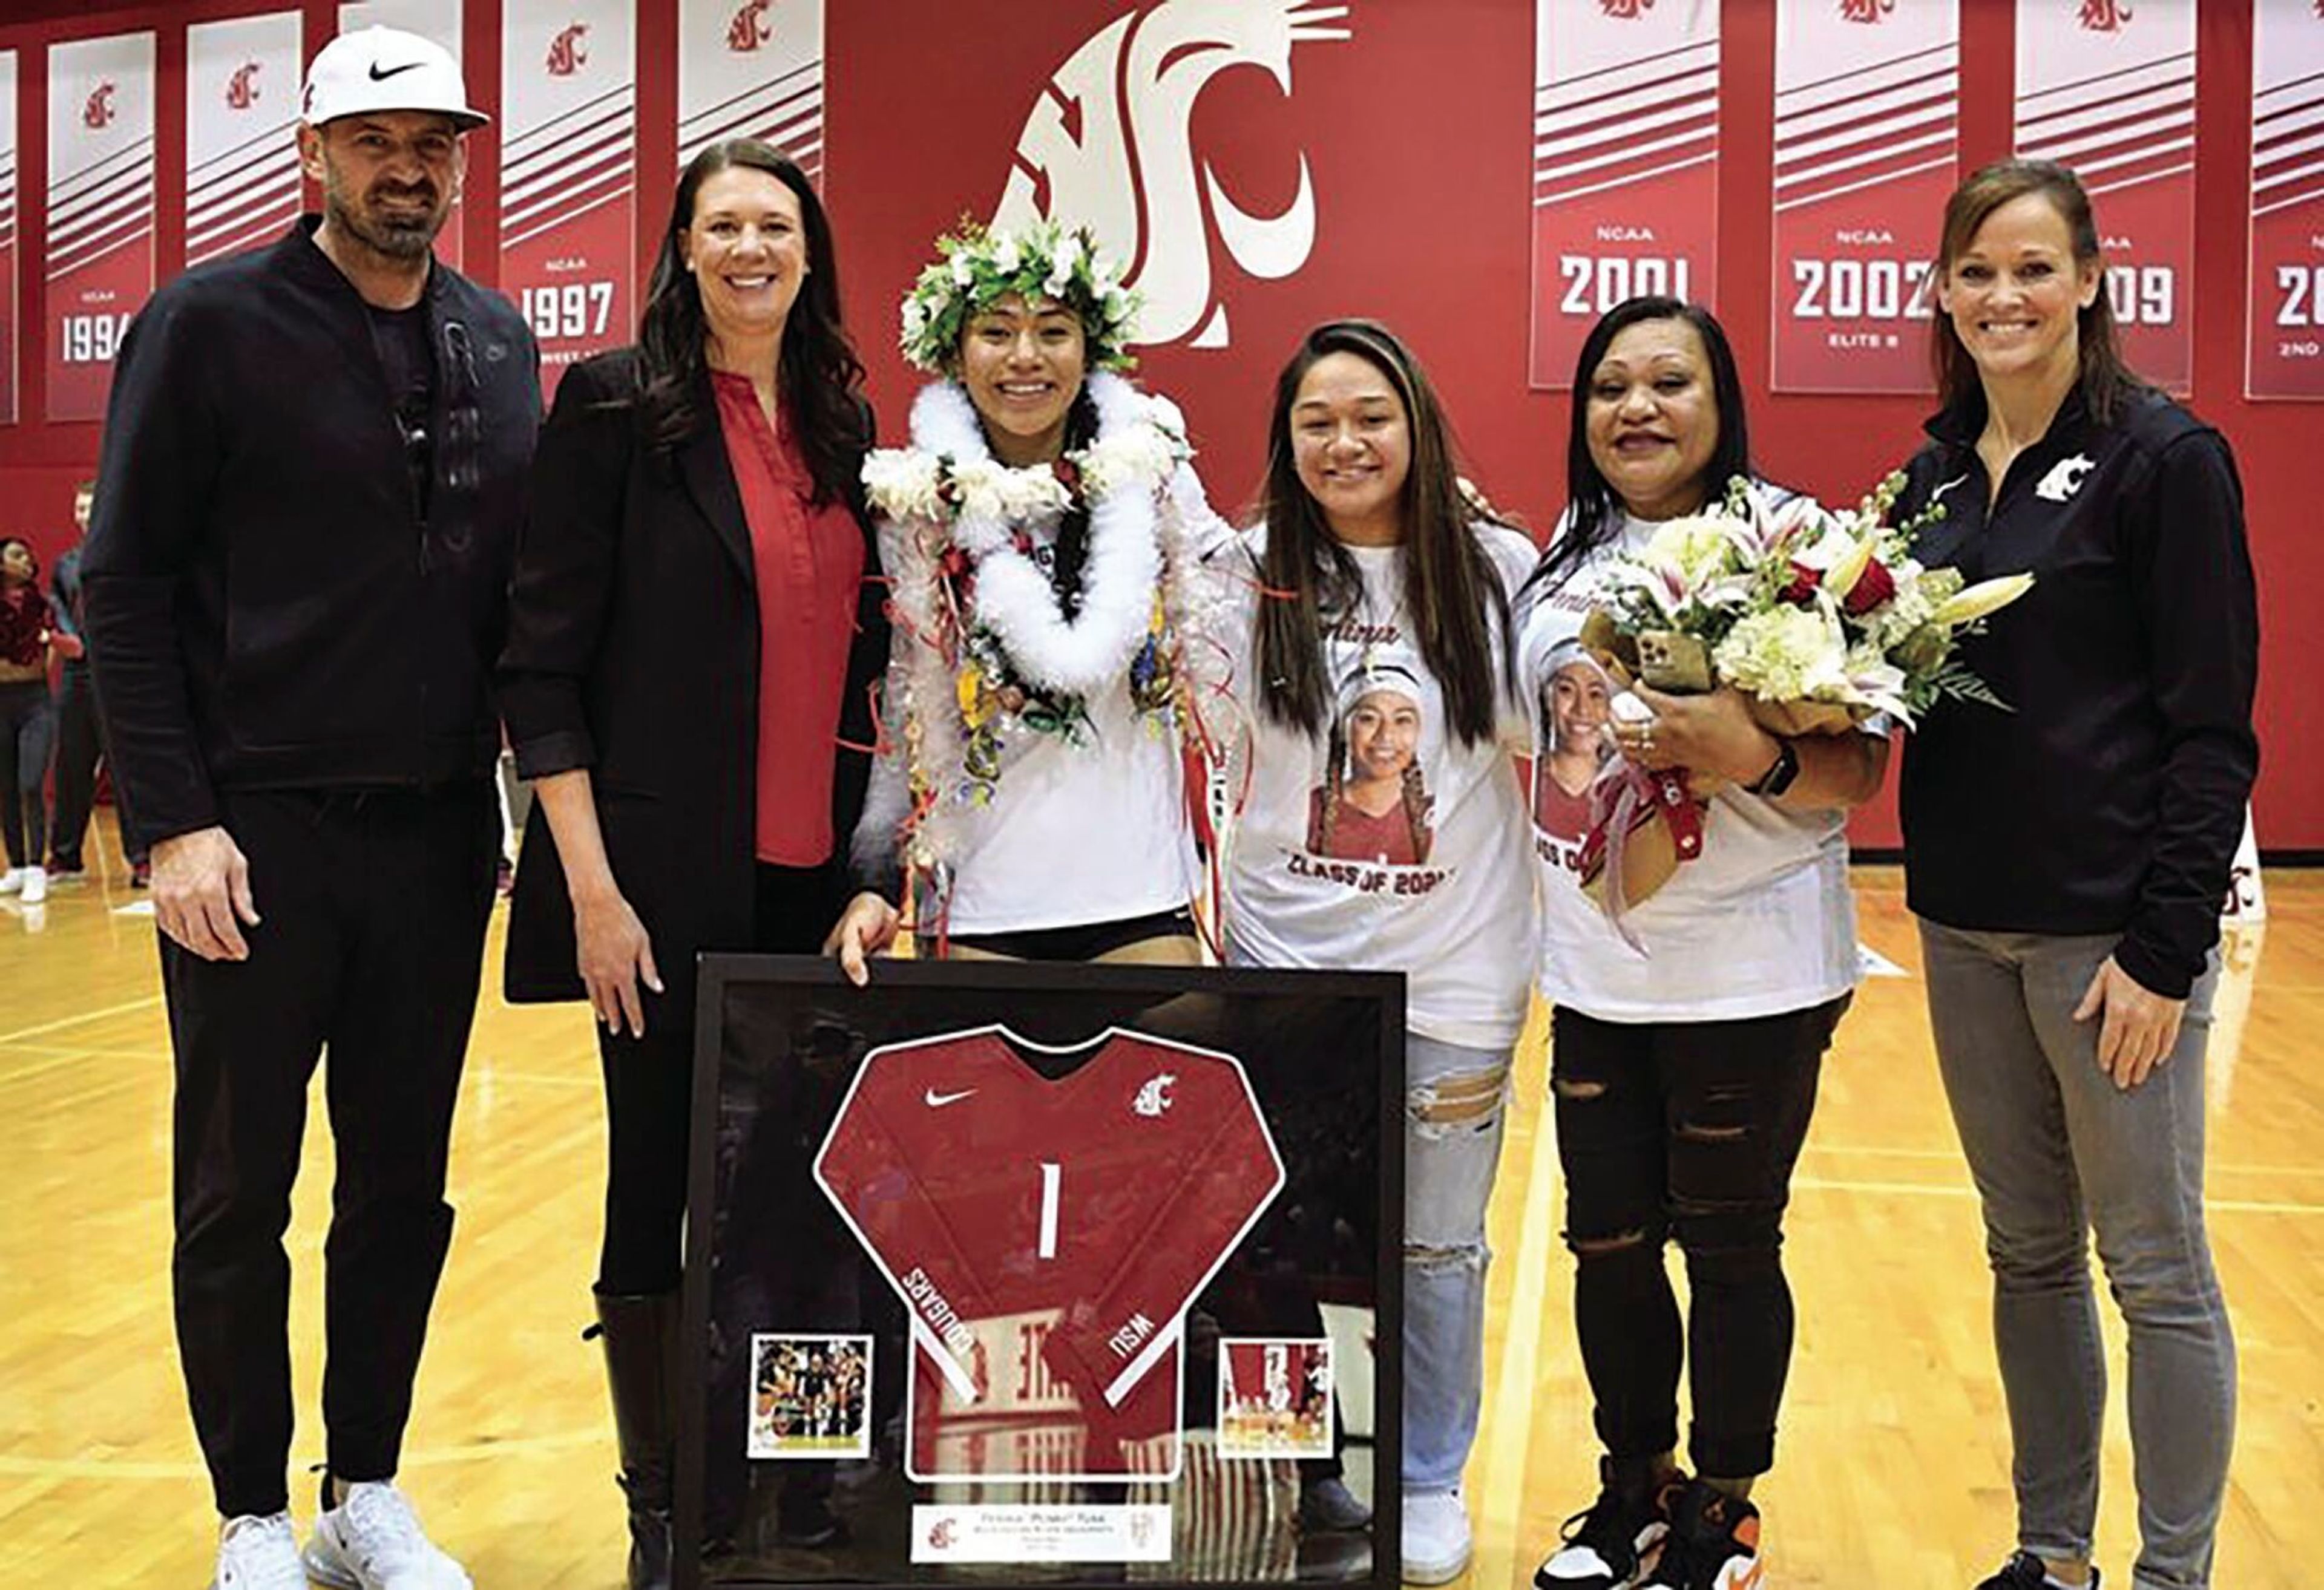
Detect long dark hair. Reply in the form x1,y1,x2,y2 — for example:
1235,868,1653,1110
636,140,867,501
1255,319,1512,748
1931,158,2143,425
1533,296,1751,594
0,537,34,585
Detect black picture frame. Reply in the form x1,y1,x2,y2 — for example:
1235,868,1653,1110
677,954,1405,1590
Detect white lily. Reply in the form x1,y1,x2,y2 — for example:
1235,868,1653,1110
1931,572,2036,627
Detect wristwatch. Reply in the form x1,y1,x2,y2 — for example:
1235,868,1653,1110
1746,738,1801,799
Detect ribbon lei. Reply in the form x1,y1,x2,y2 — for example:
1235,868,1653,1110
1580,761,1706,954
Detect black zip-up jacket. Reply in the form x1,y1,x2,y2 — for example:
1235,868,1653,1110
82,218,539,849
1893,385,2259,999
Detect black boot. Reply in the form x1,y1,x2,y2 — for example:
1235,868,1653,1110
592,1291,680,1590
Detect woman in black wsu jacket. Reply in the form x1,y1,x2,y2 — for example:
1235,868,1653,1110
498,140,887,1589
1893,160,2256,1590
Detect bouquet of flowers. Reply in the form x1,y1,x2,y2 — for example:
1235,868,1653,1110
1583,474,2030,733
1573,475,2031,928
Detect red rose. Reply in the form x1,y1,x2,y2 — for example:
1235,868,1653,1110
1781,562,1820,606
1842,558,1897,616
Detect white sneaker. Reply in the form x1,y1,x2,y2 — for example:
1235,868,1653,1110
0,867,22,895
211,1512,307,1589
19,865,46,905
1404,1488,1474,1585
303,1480,473,1589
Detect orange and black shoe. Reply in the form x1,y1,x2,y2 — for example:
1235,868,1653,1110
1536,1455,1678,1589
1640,1481,1761,1590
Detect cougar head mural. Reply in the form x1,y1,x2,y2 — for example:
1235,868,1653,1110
993,1,1352,350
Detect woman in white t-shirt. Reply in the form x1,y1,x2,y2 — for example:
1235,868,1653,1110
1523,299,1888,1590
1213,319,1537,1585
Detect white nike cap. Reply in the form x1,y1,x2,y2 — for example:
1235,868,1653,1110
301,25,488,131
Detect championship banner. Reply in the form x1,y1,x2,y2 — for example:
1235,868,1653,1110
678,0,824,183
0,53,19,425
2248,0,2324,401
1770,0,1958,394
45,33,156,424
501,0,635,394
2014,0,2193,395
341,0,466,269
186,13,304,271
1528,0,1719,391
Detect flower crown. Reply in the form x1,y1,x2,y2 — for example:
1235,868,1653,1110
898,218,1143,374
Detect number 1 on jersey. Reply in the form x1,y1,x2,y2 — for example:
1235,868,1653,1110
1039,1162,1061,1260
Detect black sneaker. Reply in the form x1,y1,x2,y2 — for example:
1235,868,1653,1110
1977,1553,2098,1589
1640,1480,1759,1589
1535,1456,1675,1589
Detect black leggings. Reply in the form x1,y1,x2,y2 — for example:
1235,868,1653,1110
0,678,54,868
594,859,844,1297
1551,995,1848,1479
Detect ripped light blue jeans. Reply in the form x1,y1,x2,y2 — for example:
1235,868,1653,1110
1404,1032,1514,1494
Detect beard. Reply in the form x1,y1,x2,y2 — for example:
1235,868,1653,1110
321,162,447,261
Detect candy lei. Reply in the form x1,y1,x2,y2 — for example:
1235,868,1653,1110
863,371,1217,888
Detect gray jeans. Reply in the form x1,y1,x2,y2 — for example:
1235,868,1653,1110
1919,920,2234,1590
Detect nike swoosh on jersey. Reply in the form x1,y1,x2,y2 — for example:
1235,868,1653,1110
924,1088,977,1108
369,61,427,80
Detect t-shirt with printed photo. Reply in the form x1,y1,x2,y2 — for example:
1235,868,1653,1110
1518,493,1863,1024
1216,525,1538,1051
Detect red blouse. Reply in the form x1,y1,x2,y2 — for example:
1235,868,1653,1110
711,372,865,868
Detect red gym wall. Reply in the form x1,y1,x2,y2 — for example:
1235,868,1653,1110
0,0,2313,851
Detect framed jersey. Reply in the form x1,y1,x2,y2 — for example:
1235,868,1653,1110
678,956,1402,1590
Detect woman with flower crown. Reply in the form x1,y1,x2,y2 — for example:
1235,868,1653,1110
825,219,1227,970
1520,298,1888,1590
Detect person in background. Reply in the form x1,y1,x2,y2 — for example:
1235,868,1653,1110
80,27,536,1590
1211,319,1537,1583
1894,158,2256,1590
1523,298,1885,1590
0,535,59,906
46,479,150,886
498,139,888,1589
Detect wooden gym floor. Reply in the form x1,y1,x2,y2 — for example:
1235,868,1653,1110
1,815,2317,1586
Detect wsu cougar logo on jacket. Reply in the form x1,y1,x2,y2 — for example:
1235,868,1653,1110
991,1,1351,350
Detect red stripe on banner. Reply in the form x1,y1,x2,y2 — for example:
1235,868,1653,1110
1539,59,1719,128
1776,78,1957,160
1537,97,1718,172
502,147,634,230
678,57,818,136
1536,120,1718,201
186,166,300,229
503,174,634,247
680,81,820,156
2020,78,2194,141
48,204,154,278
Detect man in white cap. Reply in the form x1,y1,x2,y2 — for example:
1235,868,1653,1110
80,26,537,1590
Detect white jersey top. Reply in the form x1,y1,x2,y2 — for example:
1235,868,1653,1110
1520,502,1863,1023
1219,523,1538,1050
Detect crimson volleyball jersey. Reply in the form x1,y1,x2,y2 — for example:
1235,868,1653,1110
815,1028,1285,1482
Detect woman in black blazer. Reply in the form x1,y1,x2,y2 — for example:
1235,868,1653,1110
498,140,886,1589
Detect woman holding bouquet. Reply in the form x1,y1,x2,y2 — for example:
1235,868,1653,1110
1212,319,1537,1583
1522,298,1887,1590
825,218,1224,969
1894,160,2256,1590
